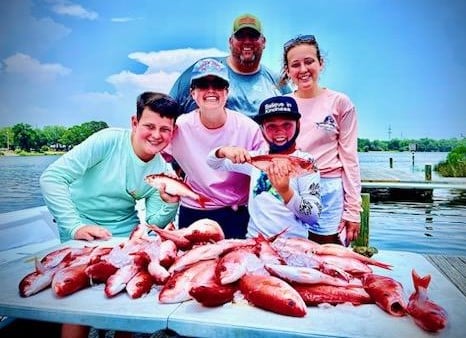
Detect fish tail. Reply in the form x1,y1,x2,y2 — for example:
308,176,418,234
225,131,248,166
34,257,47,274
412,269,431,291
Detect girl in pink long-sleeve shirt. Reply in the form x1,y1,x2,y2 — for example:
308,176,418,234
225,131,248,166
280,34,362,246
168,58,267,239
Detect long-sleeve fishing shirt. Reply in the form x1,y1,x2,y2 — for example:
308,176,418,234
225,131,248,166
290,89,362,223
40,128,178,242
207,148,322,239
167,109,267,209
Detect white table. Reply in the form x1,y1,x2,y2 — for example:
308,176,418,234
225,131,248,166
0,240,464,337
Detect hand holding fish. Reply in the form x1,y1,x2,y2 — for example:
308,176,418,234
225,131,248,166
157,182,181,204
266,162,294,204
145,173,210,208
74,225,112,241
216,146,251,164
337,220,360,246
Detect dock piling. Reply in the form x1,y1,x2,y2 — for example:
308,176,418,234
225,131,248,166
425,164,432,181
353,193,370,247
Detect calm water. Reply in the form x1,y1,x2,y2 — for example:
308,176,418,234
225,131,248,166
359,152,466,256
0,152,465,256
0,155,60,214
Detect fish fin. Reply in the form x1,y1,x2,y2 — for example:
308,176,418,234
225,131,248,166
412,269,431,291
160,151,174,163
197,195,210,208
267,227,290,242
165,222,176,231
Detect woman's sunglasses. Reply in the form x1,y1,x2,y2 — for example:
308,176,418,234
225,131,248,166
283,34,316,51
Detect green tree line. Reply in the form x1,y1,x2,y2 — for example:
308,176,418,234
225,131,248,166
0,121,108,153
0,121,463,154
357,137,463,152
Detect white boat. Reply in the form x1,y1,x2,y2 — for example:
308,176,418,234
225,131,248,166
0,206,59,330
0,202,147,333
0,200,147,265
0,206,60,266
0,201,150,335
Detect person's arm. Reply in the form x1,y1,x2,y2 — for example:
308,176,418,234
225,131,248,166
145,190,179,228
285,172,322,227
206,146,254,175
40,130,109,242
338,105,362,223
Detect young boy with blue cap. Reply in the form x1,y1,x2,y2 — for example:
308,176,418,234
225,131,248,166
207,95,322,239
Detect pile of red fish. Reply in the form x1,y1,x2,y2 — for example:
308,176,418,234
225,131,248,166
18,219,447,333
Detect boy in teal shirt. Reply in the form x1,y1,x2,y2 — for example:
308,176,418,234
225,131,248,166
40,92,181,243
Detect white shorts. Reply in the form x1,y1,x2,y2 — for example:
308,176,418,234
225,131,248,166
308,177,343,236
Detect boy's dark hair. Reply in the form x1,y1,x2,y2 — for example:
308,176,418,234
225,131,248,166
136,92,182,121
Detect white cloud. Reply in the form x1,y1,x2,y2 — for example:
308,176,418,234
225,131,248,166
129,48,228,72
50,1,98,20
102,48,228,99
64,48,230,128
107,70,180,95
2,53,71,80
111,17,139,23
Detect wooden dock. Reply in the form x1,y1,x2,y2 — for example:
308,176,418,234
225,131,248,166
360,168,466,201
355,193,465,298
425,255,466,296
361,168,466,188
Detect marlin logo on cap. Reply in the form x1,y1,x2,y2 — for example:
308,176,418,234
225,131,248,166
195,59,223,72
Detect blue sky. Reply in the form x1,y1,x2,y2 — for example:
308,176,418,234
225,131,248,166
1,0,465,140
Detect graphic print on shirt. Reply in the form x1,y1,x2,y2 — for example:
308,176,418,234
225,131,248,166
253,172,281,201
316,115,337,132
299,182,322,216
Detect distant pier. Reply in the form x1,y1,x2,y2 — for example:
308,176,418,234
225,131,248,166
360,167,466,201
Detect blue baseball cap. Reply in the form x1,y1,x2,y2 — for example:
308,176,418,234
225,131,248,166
190,58,229,86
255,96,301,123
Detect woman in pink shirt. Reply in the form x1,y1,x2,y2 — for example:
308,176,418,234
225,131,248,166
169,58,267,238
279,35,361,246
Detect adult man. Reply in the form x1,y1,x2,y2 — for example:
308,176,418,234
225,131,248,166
170,13,290,118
